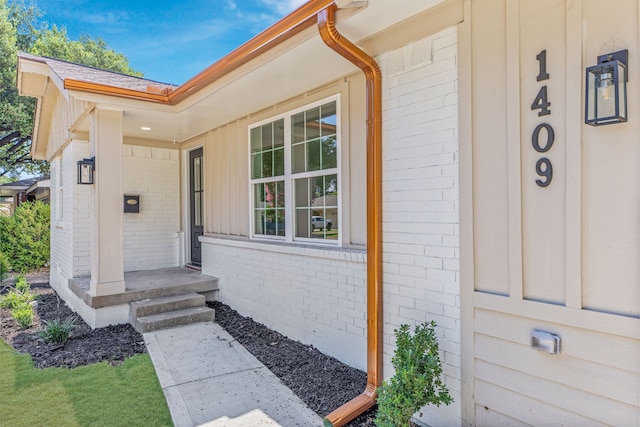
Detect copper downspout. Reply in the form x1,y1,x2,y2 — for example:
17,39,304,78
318,5,383,427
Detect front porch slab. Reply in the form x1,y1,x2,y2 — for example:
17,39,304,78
69,267,219,308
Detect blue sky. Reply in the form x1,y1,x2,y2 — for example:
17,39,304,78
35,0,307,85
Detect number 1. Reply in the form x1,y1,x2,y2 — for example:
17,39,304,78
536,50,549,81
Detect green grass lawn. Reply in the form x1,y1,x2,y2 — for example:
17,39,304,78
0,340,172,426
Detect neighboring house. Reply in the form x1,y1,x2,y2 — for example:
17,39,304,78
16,0,639,426
0,177,50,215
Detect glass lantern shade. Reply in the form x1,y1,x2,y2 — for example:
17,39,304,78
77,158,95,184
585,51,628,126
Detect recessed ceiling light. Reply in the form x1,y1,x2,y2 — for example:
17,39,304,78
140,126,151,131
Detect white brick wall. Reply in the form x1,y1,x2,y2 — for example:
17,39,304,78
201,237,368,370
49,141,91,291
123,145,180,271
379,27,461,425
72,142,91,277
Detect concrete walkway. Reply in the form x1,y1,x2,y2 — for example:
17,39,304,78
144,322,324,427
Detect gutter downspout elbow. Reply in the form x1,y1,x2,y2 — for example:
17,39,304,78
318,5,383,427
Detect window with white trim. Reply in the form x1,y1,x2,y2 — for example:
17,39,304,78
57,157,64,220
250,97,339,243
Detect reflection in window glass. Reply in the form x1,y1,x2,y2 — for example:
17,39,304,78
250,99,338,243
254,181,285,237
294,174,338,240
291,102,337,174
251,119,285,180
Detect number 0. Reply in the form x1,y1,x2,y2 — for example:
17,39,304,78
532,123,554,153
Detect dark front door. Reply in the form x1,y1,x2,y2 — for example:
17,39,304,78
189,148,204,265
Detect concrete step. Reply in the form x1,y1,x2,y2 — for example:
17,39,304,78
131,293,205,319
135,306,215,333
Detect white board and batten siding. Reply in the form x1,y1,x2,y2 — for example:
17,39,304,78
461,0,640,425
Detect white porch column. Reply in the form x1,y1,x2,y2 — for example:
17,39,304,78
89,107,125,296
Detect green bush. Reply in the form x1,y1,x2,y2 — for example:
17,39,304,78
12,303,34,329
39,316,78,344
14,275,30,294
375,321,452,427
0,289,34,309
0,251,10,283
0,201,50,272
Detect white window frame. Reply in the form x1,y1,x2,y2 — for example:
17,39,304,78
248,95,342,246
57,156,64,221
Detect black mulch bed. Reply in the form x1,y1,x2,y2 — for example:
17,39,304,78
209,301,377,426
0,282,146,369
0,274,376,425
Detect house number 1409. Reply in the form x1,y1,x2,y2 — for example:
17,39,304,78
531,50,553,187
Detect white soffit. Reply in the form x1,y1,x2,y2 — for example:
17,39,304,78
74,0,449,143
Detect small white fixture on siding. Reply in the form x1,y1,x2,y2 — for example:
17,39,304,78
531,330,561,354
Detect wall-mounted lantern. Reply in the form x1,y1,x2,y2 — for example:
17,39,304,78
77,157,95,184
585,49,628,126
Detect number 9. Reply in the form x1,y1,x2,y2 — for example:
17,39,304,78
535,158,553,187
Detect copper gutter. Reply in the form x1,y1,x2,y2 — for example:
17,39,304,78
63,0,335,105
64,79,171,103
318,5,383,427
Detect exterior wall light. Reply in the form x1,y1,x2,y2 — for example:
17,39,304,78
77,157,95,184
585,49,628,126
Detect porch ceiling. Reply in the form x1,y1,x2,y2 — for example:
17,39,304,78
68,0,449,144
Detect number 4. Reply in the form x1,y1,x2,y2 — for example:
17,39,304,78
531,86,551,116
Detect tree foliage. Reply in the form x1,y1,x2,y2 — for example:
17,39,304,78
0,0,142,179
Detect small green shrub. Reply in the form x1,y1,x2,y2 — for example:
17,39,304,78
40,316,78,344
0,289,34,309
375,321,452,427
0,201,50,272
14,275,30,294
0,251,10,283
12,304,34,329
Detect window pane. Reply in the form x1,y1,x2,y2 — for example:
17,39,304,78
250,127,262,153
292,112,305,143
261,123,273,150
254,183,265,207
294,174,338,241
295,178,309,208
255,210,266,234
319,174,338,204
320,102,337,133
254,181,285,237
290,102,337,175
195,192,202,226
274,148,284,176
264,181,278,208
262,151,273,177
194,157,202,191
306,139,321,171
274,119,285,148
252,153,262,179
305,107,321,140
322,136,337,169
309,206,337,240
292,142,305,174
296,209,310,238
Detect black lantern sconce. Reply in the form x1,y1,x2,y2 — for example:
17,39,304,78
585,49,628,126
77,157,95,184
